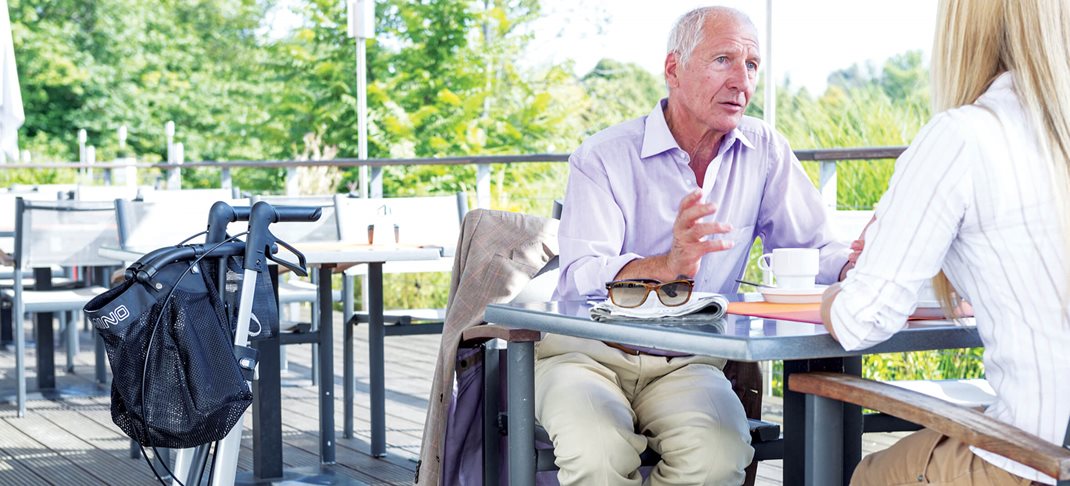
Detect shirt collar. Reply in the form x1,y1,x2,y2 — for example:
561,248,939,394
640,98,755,160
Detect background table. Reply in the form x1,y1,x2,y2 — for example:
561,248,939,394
483,298,983,486
288,242,442,461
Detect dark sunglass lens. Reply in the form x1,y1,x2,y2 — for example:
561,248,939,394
610,282,649,307
657,281,692,306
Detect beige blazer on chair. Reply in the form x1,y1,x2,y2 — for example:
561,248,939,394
417,209,558,485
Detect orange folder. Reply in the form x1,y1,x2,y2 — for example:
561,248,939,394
727,302,958,325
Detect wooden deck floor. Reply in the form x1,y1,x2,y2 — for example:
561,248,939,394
0,314,903,485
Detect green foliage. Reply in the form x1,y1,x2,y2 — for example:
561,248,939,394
12,3,981,386
12,0,279,165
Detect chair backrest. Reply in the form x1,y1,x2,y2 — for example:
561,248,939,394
8,183,78,200
137,187,238,203
249,195,340,244
14,198,120,270
74,184,147,202
115,196,249,250
829,209,875,241
333,193,466,253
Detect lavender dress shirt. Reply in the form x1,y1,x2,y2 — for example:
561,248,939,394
556,99,850,300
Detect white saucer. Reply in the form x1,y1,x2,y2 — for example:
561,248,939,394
916,299,941,309
760,285,827,304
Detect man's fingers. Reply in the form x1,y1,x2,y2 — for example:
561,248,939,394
693,221,733,236
850,240,864,251
701,239,735,253
675,202,718,234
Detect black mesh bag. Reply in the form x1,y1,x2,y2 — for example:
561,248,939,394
84,258,253,449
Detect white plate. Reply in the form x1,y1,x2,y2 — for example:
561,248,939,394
916,299,941,309
760,285,827,304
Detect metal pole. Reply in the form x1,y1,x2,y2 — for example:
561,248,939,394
86,146,96,181
764,0,775,128
165,121,175,164
78,129,87,176
356,38,369,198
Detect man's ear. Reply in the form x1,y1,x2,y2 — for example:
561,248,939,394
664,52,679,88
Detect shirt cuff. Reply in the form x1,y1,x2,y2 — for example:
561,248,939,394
573,253,643,299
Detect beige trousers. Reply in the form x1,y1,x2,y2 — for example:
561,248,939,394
852,428,1037,485
534,334,754,486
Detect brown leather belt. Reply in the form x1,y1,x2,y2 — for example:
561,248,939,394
603,341,693,358
603,341,643,355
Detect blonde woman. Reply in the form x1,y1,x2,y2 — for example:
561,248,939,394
820,0,1070,484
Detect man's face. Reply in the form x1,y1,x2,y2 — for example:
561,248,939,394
665,16,760,135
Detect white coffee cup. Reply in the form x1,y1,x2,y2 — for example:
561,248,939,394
758,248,819,289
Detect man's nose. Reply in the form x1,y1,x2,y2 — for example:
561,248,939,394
725,62,748,91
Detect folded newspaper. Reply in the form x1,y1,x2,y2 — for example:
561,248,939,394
590,291,728,322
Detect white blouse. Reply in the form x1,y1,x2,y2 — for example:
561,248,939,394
830,72,1070,484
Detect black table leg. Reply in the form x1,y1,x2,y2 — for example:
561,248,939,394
368,262,386,457
783,356,863,486
1,299,12,348
33,267,55,390
317,265,336,464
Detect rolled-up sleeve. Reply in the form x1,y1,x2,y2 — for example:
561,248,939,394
757,132,851,284
830,113,975,351
556,151,642,300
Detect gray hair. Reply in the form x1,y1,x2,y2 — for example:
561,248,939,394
667,7,754,67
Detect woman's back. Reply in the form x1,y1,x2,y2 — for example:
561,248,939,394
829,71,1070,481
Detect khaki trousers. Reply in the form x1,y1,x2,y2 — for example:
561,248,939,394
852,428,1038,485
534,334,754,486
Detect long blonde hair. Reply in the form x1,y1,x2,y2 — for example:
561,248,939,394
930,0,1070,313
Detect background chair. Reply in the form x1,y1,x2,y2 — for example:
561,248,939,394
335,192,467,327
5,198,119,417
788,372,1069,485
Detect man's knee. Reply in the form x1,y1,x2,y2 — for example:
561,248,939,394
655,421,753,485
550,424,646,484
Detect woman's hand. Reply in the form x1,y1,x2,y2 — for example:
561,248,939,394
838,213,877,281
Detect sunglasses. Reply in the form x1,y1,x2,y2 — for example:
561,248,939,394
605,279,695,308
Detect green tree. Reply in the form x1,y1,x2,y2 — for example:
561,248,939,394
579,58,664,136
11,0,281,188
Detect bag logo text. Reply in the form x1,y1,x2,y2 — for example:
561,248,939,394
92,305,130,329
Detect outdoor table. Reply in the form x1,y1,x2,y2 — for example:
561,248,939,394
483,297,983,486
282,242,443,464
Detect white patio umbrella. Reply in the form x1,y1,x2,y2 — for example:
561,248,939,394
0,0,23,163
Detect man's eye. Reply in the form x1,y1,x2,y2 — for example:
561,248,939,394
714,56,729,64
746,61,759,71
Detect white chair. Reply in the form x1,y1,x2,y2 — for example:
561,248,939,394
333,192,466,323
115,196,249,250
4,198,119,417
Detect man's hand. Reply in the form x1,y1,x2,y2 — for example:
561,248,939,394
838,213,876,281
667,190,735,278
614,190,735,282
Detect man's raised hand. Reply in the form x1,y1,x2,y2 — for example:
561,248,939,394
666,190,735,278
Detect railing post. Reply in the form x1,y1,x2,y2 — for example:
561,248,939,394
167,143,184,190
221,167,232,191
86,146,96,183
370,166,383,198
286,166,299,196
819,160,838,211
476,163,491,209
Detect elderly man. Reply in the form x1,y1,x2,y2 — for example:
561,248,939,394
538,6,851,485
